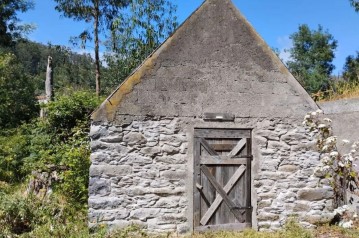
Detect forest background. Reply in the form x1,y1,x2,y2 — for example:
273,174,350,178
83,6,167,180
1,0,359,237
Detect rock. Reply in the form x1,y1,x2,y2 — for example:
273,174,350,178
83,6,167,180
293,201,311,212
177,223,190,234
160,170,186,180
130,208,161,221
123,132,147,145
278,165,299,173
257,212,279,221
268,141,290,150
121,154,153,165
89,209,130,222
100,134,123,143
89,179,111,196
281,131,307,143
154,197,180,208
140,146,161,157
155,155,186,164
88,197,129,210
90,125,108,140
90,165,132,177
256,130,280,141
161,144,180,155
298,188,333,201
258,199,272,209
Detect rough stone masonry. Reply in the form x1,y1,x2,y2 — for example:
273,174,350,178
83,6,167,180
89,116,335,232
89,0,335,233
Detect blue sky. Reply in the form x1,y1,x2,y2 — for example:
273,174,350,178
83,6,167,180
18,0,359,75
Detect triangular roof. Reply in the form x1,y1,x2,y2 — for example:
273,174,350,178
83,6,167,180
92,0,318,123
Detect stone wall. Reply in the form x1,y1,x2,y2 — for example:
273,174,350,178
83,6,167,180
89,118,190,233
250,118,334,231
89,116,335,233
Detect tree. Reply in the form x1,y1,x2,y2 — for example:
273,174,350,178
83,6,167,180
350,0,359,12
103,0,178,93
287,24,338,94
0,52,38,128
343,52,359,82
54,0,130,97
0,0,34,47
12,40,96,93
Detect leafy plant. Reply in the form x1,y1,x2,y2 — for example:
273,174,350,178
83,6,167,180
0,52,38,129
303,110,359,207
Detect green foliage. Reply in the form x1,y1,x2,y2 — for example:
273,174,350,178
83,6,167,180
0,127,30,183
103,0,178,93
350,0,359,12
0,52,38,128
46,90,101,136
0,0,34,46
0,90,101,236
343,52,359,82
0,90,100,201
0,193,41,235
0,190,92,237
287,24,337,94
12,40,96,93
54,0,131,96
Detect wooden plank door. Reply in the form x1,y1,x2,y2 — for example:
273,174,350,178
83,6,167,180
193,128,252,232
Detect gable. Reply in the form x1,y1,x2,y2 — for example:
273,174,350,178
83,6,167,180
92,0,318,123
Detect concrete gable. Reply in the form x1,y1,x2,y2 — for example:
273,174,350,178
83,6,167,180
92,0,318,123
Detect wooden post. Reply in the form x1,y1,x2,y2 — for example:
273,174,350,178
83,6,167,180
45,56,54,102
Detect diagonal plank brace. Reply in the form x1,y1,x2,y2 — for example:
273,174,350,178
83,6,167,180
200,165,245,225
200,165,246,225
227,139,246,158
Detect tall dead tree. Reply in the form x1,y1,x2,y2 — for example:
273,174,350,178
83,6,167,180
45,56,54,101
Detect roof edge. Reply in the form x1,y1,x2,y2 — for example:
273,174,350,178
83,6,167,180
91,0,208,123
225,0,318,111
91,0,319,123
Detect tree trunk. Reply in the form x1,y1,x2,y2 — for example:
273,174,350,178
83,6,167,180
45,56,54,101
94,0,101,97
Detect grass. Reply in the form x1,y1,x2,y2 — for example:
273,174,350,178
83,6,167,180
88,221,359,238
318,81,359,102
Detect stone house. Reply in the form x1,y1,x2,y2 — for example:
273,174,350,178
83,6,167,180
89,0,335,233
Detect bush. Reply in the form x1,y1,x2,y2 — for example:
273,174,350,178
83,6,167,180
0,53,39,129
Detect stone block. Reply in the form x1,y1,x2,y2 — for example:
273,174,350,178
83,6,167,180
154,197,180,208
297,188,333,201
257,212,279,221
122,154,153,165
89,209,130,222
161,144,180,155
90,125,108,140
160,170,186,180
123,132,147,145
89,179,111,196
268,141,290,150
278,165,299,173
140,146,161,157
88,197,125,209
90,165,132,177
281,131,307,143
258,199,272,209
256,130,280,141
155,155,186,164
100,134,123,143
130,208,161,221
177,223,190,234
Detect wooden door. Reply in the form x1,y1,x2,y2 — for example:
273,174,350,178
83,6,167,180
193,128,252,232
